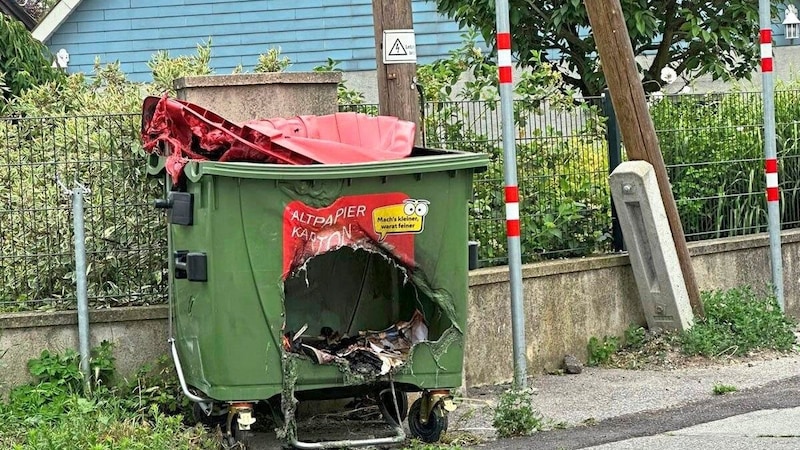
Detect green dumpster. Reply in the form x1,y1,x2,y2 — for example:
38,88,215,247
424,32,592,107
152,146,487,447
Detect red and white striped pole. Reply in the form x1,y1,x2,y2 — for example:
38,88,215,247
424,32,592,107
759,3,785,310
495,0,527,388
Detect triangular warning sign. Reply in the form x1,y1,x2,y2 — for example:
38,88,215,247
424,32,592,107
389,39,407,56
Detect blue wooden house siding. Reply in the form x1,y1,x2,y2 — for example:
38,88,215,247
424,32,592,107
44,0,466,82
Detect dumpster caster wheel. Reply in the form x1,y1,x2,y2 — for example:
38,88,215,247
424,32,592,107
224,428,254,449
224,403,256,449
377,388,408,426
408,398,448,443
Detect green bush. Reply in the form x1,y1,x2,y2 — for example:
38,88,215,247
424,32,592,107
147,40,213,95
492,388,542,438
0,14,65,112
467,134,611,263
651,87,800,240
0,62,166,310
1,40,247,310
420,34,612,264
254,47,291,73
0,395,216,449
587,335,619,367
623,325,647,349
680,286,797,357
0,345,214,449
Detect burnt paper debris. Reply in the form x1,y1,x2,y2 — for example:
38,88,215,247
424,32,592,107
283,310,428,375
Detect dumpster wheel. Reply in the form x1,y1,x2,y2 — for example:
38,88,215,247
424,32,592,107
377,387,408,426
224,403,256,449
408,397,448,443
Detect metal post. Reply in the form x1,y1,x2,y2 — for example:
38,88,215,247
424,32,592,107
495,0,527,388
71,183,92,392
602,90,625,252
758,1,785,310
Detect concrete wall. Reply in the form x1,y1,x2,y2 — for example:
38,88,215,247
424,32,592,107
175,72,340,123
0,307,168,394
3,231,798,393
465,230,800,386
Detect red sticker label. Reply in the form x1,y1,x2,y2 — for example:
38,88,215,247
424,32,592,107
283,193,428,277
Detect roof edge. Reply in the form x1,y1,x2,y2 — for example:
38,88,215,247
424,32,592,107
0,0,37,30
32,0,83,43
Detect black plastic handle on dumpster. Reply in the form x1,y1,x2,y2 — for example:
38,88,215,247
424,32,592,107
174,251,207,282
154,198,173,209
153,192,194,226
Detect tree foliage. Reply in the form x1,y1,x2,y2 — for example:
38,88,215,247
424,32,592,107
0,13,64,111
434,0,773,96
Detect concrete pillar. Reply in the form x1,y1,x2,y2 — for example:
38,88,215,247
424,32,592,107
174,72,342,124
610,161,694,332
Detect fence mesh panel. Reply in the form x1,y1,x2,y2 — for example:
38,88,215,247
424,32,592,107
0,114,166,311
3,91,800,309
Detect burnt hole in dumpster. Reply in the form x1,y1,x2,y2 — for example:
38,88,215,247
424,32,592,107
282,247,451,376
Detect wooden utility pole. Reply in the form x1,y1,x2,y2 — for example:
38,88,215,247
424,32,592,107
585,0,704,317
372,0,421,143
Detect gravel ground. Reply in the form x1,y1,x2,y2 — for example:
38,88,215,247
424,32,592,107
246,352,800,448
448,352,800,445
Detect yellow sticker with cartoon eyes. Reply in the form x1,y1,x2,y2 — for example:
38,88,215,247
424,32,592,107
372,199,430,241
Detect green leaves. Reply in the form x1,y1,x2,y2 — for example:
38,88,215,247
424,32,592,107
587,336,620,366
254,47,292,73
492,388,543,438
147,40,213,95
680,286,797,357
0,14,65,113
0,347,214,449
0,58,167,311
433,0,771,96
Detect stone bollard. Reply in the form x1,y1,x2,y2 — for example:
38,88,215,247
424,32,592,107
610,161,694,332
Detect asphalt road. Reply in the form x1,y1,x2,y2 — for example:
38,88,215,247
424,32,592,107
479,375,800,450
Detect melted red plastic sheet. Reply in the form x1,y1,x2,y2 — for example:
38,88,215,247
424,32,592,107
140,96,416,182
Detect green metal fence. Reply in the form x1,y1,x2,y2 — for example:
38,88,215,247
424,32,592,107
0,114,166,311
3,91,800,309
418,98,612,266
653,91,800,242
414,90,800,265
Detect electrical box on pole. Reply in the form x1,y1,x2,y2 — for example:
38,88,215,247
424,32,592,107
372,0,421,144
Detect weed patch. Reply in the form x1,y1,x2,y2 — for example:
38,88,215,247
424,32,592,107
593,286,797,370
712,383,738,395
587,336,619,367
0,344,215,449
492,388,543,438
680,286,796,357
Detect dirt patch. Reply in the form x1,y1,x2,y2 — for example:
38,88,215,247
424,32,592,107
605,329,800,371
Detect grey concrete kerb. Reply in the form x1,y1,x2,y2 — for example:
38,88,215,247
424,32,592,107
468,228,800,287
173,71,342,89
0,305,168,329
